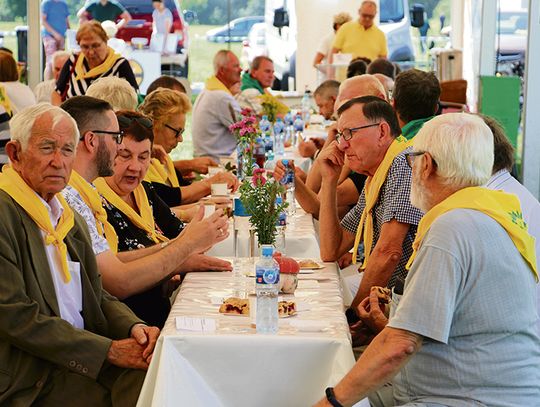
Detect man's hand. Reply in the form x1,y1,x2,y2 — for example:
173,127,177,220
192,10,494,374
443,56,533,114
130,323,160,362
207,171,239,193
298,140,318,158
357,288,389,334
151,144,168,165
181,253,232,272
272,160,291,183
161,275,182,298
337,252,353,268
178,206,229,253
107,338,148,370
318,141,345,183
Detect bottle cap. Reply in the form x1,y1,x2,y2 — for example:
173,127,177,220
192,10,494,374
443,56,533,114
262,115,268,120
276,196,282,204
282,159,289,166
261,245,274,256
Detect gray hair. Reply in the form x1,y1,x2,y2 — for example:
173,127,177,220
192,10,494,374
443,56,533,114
51,50,71,66
86,76,138,111
314,79,340,99
11,103,79,150
213,50,233,74
361,0,377,10
414,113,494,188
337,74,386,107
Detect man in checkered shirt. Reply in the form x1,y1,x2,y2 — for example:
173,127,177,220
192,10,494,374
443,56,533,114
319,95,423,316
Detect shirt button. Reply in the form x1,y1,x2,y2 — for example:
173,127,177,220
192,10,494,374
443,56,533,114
36,380,44,388
69,361,76,368
76,364,83,371
82,367,88,374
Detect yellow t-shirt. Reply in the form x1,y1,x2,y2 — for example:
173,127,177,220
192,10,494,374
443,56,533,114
332,21,388,61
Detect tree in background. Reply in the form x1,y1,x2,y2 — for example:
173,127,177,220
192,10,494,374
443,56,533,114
0,0,86,22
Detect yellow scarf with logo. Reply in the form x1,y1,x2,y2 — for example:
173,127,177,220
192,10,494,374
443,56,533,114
205,75,232,95
74,47,122,81
93,178,168,246
68,171,119,253
406,187,538,280
0,167,74,282
144,157,180,188
352,136,410,266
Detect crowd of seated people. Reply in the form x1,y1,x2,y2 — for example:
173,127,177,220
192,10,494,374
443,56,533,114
0,25,538,406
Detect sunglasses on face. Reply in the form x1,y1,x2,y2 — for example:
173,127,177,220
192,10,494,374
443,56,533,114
164,123,185,139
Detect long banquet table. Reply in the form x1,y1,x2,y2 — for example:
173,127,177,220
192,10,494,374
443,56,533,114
137,260,358,407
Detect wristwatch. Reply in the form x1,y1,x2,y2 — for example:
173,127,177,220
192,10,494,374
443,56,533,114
325,387,343,407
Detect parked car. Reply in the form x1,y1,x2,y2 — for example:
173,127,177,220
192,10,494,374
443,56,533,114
206,16,264,43
115,0,191,77
240,22,268,67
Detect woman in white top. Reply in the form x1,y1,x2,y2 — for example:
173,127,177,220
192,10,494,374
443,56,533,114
312,12,352,68
0,51,36,114
152,0,173,54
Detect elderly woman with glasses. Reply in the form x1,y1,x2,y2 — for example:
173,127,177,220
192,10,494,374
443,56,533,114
139,87,238,209
93,110,186,327
52,21,138,105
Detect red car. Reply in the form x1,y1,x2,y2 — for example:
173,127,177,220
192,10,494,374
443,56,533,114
115,0,191,76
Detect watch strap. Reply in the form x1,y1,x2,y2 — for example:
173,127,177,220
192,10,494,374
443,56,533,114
325,387,343,407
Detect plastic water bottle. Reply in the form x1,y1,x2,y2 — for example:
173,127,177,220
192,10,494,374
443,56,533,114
264,132,274,153
259,115,271,135
275,196,286,254
256,245,280,334
280,159,296,216
284,111,294,127
301,89,313,124
273,117,285,156
233,197,251,262
264,151,276,171
292,115,304,147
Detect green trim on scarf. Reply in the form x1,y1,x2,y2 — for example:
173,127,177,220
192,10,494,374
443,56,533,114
401,116,434,140
241,72,264,93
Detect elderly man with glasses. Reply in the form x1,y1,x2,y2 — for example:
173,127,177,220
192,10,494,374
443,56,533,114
316,112,540,407
330,0,388,63
318,95,422,323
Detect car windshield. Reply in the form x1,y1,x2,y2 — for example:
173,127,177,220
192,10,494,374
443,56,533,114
498,11,528,36
119,0,176,14
380,0,404,23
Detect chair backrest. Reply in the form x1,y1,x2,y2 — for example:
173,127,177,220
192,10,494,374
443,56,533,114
440,79,467,104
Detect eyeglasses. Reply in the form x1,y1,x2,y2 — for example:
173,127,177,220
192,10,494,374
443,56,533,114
79,42,105,52
336,122,380,144
405,151,437,168
117,115,153,129
85,130,124,145
164,123,185,139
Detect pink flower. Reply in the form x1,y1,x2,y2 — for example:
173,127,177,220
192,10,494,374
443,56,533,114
252,168,267,186
241,107,253,117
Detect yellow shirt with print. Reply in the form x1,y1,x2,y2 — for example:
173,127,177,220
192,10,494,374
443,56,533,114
332,21,388,61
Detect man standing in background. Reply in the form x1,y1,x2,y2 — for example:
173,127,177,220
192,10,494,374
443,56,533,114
41,0,70,79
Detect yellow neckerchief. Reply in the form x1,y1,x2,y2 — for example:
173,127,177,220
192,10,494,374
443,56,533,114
406,187,538,280
68,170,119,253
352,136,410,266
0,167,74,282
93,177,168,245
74,47,122,81
0,84,12,116
205,75,232,95
144,157,180,188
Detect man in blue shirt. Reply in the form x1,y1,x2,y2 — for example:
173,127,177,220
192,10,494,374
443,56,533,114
41,0,70,79
78,0,132,30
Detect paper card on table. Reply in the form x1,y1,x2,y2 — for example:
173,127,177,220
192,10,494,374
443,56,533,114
176,316,216,332
298,280,320,289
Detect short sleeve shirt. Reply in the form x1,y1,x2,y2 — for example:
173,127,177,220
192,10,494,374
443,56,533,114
41,0,70,37
152,8,173,34
388,209,540,406
84,0,126,22
332,21,388,60
62,184,110,256
341,148,423,287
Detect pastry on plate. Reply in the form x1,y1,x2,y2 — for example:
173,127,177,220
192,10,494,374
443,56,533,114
219,297,250,315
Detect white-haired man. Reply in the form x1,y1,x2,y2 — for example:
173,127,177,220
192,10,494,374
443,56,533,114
315,113,540,407
192,50,242,160
86,76,138,111
0,103,156,405
34,50,71,103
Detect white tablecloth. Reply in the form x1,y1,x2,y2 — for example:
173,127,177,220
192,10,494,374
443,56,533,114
137,261,359,407
207,207,320,258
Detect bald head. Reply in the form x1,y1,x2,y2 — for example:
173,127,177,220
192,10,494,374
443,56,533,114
335,74,386,110
373,74,394,100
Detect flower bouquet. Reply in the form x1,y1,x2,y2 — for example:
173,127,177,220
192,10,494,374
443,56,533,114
239,168,288,246
229,108,259,179
259,93,289,123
